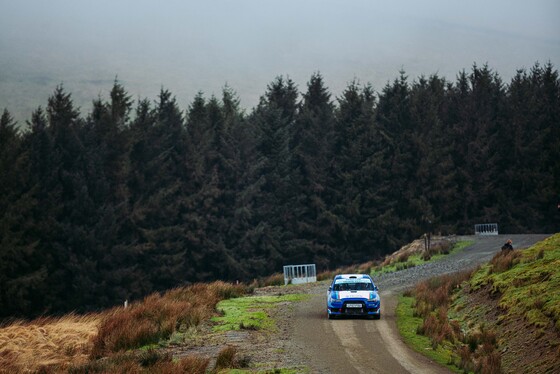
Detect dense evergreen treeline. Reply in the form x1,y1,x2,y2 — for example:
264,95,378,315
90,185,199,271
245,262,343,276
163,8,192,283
1,63,559,318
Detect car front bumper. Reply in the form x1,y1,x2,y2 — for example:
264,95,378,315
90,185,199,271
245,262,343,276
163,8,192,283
327,299,380,317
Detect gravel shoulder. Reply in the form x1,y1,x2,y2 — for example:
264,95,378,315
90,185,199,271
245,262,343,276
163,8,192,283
373,234,551,292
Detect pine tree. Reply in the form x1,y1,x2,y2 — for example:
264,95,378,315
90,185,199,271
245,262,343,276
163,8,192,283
329,81,388,261
125,90,190,292
0,109,20,211
287,73,336,267
238,76,299,274
0,110,41,317
447,65,506,230
408,75,460,234
502,63,560,232
183,91,245,281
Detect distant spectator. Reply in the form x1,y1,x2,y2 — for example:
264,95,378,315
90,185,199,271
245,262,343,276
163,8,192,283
501,239,513,251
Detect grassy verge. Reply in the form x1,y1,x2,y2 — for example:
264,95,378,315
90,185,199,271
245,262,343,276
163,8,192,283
468,235,560,329
372,240,474,276
397,234,560,374
396,269,502,373
455,234,560,373
396,296,460,373
213,294,309,332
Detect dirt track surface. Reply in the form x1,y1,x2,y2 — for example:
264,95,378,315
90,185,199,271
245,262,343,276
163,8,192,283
284,234,551,374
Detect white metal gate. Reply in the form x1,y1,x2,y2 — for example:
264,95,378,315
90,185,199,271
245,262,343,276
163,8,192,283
283,264,317,285
474,223,499,235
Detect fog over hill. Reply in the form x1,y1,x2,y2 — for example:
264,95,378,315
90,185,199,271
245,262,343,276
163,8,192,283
1,0,559,125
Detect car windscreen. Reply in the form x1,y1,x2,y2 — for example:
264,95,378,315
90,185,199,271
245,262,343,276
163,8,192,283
333,280,374,291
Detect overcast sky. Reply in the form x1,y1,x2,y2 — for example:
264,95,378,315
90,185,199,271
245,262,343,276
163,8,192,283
1,0,559,123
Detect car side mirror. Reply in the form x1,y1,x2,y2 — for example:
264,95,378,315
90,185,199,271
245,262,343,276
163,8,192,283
328,286,332,292
374,285,378,291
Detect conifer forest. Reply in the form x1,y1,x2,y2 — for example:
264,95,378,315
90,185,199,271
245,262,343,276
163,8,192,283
1,63,559,318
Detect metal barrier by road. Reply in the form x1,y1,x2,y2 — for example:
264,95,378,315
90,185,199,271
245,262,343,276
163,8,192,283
474,223,499,235
283,264,317,285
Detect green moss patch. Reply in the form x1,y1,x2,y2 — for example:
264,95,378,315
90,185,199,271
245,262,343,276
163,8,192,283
213,294,309,332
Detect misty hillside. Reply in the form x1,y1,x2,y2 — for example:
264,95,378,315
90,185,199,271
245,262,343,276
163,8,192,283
0,64,559,319
2,0,558,125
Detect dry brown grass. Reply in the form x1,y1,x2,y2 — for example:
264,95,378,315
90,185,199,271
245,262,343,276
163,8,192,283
213,345,250,371
251,273,285,287
68,350,210,374
417,306,463,348
0,281,246,372
153,355,209,374
214,345,238,370
0,313,101,373
489,249,522,273
413,270,474,319
413,271,469,346
412,270,502,373
463,326,501,374
91,281,247,358
381,236,454,266
421,240,453,261
317,261,378,281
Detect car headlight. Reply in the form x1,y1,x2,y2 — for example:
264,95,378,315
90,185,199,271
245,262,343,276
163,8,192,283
368,292,379,301
330,292,341,303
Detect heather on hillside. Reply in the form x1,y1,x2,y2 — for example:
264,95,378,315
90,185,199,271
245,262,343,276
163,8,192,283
1,64,559,318
399,234,560,373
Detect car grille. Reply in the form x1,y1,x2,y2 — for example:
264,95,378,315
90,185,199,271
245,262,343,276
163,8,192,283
342,301,366,315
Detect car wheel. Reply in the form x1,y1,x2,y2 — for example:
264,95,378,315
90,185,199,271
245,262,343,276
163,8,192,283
328,313,334,320
373,313,381,320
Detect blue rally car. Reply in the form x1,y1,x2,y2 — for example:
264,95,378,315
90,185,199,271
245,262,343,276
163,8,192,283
327,274,381,319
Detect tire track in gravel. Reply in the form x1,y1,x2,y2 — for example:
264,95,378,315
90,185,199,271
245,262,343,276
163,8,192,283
289,234,551,373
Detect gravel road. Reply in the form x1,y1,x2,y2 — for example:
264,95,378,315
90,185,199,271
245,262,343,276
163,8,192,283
285,234,551,374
